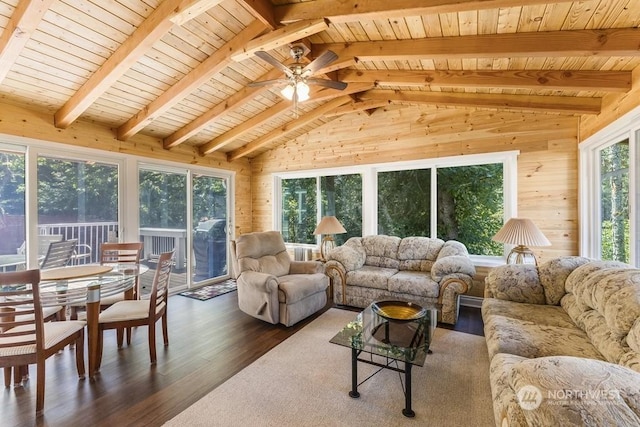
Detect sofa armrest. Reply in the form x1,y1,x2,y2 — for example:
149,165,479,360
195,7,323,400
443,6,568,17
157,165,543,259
431,254,476,282
485,264,546,304
327,244,365,271
289,260,325,274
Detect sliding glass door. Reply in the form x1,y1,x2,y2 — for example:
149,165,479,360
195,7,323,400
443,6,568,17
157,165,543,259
139,166,231,291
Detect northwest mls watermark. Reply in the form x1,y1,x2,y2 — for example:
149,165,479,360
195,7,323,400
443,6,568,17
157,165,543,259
517,385,621,410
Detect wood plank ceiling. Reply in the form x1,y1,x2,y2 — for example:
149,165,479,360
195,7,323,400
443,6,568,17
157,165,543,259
0,0,638,161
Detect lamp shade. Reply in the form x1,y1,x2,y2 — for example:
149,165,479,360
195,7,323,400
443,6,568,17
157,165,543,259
313,216,346,235
492,218,551,247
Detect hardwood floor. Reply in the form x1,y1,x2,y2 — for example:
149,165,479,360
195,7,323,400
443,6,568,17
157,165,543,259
4,291,483,427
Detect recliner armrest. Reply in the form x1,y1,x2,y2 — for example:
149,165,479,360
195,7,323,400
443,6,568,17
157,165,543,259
238,270,279,293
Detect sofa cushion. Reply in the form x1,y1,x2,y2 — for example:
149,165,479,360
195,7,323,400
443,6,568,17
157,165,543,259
509,356,640,427
483,311,604,361
235,231,291,277
486,264,545,304
482,298,577,329
361,235,400,269
397,237,443,272
346,265,397,290
388,271,439,298
538,256,591,305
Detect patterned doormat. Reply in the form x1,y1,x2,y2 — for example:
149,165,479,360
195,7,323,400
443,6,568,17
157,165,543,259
179,280,237,301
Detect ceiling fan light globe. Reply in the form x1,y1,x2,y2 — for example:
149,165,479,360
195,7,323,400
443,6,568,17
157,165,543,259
281,84,295,100
296,81,310,101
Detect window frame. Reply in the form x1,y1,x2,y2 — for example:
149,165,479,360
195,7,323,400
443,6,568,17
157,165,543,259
273,151,519,262
579,106,639,267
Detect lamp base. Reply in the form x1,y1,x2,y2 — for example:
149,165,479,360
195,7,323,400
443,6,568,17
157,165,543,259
506,245,538,265
320,236,335,261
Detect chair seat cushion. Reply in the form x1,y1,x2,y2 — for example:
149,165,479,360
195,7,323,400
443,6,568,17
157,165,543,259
0,320,86,356
278,274,328,304
99,300,165,323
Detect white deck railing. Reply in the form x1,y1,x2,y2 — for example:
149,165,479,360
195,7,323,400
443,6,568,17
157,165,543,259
39,222,187,268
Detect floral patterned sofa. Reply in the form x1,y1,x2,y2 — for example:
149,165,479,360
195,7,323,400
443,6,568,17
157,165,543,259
325,235,475,324
482,256,640,426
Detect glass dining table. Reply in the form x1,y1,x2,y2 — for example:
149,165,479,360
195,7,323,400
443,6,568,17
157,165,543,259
39,263,148,378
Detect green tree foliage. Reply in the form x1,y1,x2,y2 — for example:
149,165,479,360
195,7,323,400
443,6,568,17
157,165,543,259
281,178,317,243
378,169,431,237
37,157,118,223
0,152,25,215
320,175,362,245
139,170,187,229
437,165,503,256
600,140,629,263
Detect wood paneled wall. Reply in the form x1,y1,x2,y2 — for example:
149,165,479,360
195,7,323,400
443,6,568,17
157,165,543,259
0,100,253,236
251,105,581,264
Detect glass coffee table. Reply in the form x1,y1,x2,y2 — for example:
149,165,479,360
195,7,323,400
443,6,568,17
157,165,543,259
330,301,437,417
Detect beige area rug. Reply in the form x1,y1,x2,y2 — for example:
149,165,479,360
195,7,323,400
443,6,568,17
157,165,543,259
165,308,494,427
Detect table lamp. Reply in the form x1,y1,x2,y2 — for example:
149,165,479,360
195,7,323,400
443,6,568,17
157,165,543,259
313,216,347,261
492,218,551,265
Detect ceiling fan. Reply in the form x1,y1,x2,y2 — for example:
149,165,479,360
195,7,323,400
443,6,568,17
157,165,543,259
249,44,348,104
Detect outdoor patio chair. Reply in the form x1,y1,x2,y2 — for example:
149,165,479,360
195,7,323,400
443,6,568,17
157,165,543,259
40,239,77,270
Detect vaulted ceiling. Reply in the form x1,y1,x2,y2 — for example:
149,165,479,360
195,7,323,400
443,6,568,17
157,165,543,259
0,0,638,161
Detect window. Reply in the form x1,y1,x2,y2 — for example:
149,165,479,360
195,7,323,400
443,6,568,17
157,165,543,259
0,146,26,268
38,155,119,264
581,109,638,266
378,169,430,237
274,152,516,258
320,174,362,244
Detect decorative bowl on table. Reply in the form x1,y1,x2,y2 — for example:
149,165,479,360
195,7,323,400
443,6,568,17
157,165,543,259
371,300,427,322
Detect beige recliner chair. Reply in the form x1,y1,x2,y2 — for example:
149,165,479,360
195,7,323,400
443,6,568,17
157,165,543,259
231,231,328,327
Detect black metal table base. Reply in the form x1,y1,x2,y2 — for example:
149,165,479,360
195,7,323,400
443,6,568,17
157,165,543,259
349,347,417,417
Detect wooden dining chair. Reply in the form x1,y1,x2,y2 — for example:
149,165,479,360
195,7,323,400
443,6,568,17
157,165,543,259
96,251,173,369
0,269,86,416
70,242,144,338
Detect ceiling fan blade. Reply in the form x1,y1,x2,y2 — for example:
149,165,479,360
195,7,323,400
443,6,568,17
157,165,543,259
248,78,290,88
255,51,293,77
306,78,348,90
302,50,338,76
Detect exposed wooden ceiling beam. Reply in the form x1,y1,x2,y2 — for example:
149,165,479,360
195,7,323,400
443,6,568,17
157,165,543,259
117,21,266,141
324,100,391,117
274,0,575,24
313,28,640,61
338,69,632,92
0,0,55,85
236,0,277,30
54,0,223,129
231,19,328,62
199,82,373,155
359,89,602,115
227,96,351,161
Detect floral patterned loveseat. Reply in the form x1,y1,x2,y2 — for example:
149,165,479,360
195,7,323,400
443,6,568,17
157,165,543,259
325,235,475,324
482,257,640,426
